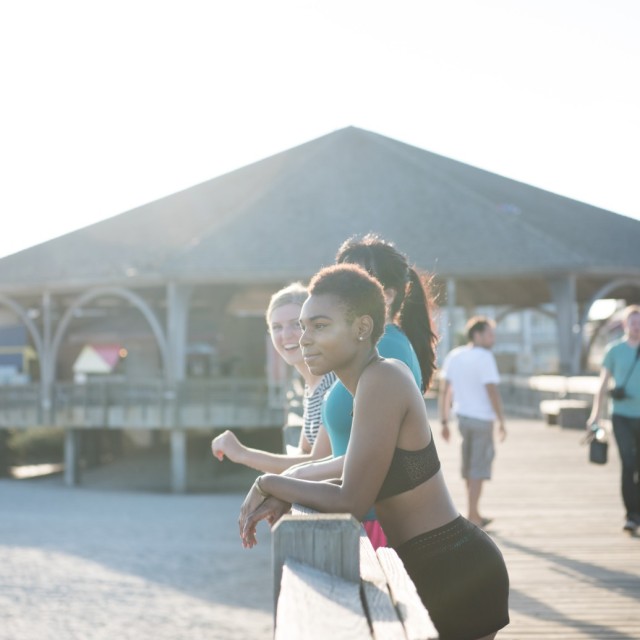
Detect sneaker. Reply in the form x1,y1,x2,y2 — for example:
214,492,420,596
623,519,638,533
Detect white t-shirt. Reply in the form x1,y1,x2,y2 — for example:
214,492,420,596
441,345,500,421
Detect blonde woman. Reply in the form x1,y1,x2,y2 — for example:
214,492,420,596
211,282,335,472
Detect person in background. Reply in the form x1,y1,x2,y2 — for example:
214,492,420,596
211,282,335,472
240,264,510,640
587,304,640,534
439,316,507,528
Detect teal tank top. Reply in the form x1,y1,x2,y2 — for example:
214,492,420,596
321,324,422,521
322,324,422,457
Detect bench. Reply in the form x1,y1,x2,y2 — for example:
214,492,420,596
539,399,591,429
272,506,438,639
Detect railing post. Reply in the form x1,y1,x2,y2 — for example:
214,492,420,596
64,428,80,486
272,513,361,615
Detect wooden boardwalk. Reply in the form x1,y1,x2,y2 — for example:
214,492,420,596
434,414,640,639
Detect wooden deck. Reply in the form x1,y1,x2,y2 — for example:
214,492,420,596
434,414,640,639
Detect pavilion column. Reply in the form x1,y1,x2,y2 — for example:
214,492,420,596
41,291,53,425
521,309,534,373
444,278,457,355
548,274,580,375
42,291,81,486
166,282,193,493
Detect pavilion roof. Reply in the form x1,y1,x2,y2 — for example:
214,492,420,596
1,127,638,305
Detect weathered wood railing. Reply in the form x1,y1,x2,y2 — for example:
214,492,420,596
272,506,438,639
0,378,285,430
0,378,287,490
1,374,603,429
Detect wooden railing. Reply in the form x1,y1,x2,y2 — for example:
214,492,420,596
272,506,438,639
0,378,285,430
0,384,42,426
0,374,601,429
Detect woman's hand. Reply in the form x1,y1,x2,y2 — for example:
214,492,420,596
211,430,245,463
240,496,292,548
239,477,271,547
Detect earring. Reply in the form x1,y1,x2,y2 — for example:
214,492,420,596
358,336,364,341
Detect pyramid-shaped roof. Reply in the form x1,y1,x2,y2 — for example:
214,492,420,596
1,126,639,292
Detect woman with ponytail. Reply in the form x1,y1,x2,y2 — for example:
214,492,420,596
281,234,438,549
336,233,437,393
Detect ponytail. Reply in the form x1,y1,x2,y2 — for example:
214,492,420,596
397,268,438,392
336,233,438,391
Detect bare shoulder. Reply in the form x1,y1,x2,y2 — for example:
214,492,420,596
360,357,416,390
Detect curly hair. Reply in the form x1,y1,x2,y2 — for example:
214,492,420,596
308,264,386,345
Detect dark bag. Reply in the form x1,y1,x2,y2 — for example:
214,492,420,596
609,387,627,400
589,438,608,465
608,345,640,400
584,424,608,465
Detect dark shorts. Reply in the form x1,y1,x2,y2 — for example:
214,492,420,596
395,516,510,640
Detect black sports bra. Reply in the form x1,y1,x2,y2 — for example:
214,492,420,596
377,434,441,501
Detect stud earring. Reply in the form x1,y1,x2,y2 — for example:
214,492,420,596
358,336,364,341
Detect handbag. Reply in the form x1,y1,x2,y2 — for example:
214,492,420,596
585,425,608,465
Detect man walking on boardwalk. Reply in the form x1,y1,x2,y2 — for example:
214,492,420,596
439,316,507,528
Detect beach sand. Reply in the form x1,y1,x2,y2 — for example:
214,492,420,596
0,466,273,640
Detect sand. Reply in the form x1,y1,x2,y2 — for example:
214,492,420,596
0,475,273,640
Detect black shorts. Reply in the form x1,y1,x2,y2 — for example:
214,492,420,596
395,516,509,640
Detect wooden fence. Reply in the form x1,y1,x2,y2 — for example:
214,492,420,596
0,378,284,430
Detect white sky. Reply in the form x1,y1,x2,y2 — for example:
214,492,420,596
1,0,639,259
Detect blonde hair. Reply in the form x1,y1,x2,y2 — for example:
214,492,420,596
265,282,308,326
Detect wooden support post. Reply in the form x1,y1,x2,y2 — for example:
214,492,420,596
170,429,187,493
548,274,579,375
166,283,191,493
64,428,80,486
41,291,53,425
272,513,361,614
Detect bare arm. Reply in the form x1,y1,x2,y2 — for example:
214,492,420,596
485,383,506,441
211,425,332,474
284,455,345,481
438,379,452,442
240,362,409,546
587,367,611,426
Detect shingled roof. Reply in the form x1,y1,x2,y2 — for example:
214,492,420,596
1,127,639,297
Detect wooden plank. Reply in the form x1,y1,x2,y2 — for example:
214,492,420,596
359,533,407,640
170,429,187,493
63,427,80,486
275,559,371,640
272,513,361,611
376,547,438,640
